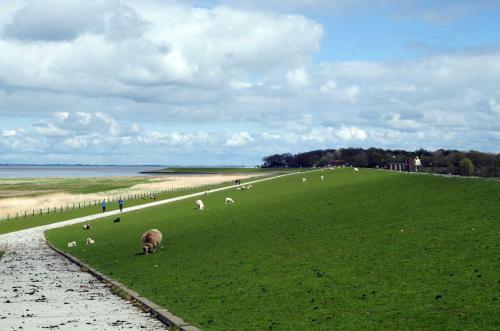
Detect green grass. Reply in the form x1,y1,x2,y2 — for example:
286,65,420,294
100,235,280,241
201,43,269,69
0,179,248,235
0,177,150,199
45,169,500,330
147,167,308,174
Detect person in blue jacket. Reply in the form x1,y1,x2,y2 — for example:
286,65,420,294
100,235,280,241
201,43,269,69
118,197,124,212
101,199,107,213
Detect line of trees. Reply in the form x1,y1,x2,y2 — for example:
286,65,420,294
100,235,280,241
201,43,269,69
261,148,500,177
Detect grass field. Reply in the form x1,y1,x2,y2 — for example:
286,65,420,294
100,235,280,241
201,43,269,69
0,177,150,199
146,167,307,174
0,178,249,235
45,169,500,330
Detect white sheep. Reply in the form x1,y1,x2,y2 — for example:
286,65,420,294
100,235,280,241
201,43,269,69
67,241,76,248
86,238,95,245
195,199,204,210
354,167,359,173
302,178,307,183
247,184,253,188
321,175,324,181
236,187,242,191
225,197,235,205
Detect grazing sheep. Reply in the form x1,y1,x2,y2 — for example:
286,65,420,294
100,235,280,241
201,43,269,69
141,229,162,254
354,167,359,173
321,175,324,181
113,217,121,223
67,241,76,248
247,184,253,188
195,199,204,210
236,187,242,191
83,223,91,230
302,178,307,182
225,197,235,205
86,238,95,245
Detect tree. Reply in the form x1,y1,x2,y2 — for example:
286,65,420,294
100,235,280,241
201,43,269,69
459,158,474,176
496,154,500,177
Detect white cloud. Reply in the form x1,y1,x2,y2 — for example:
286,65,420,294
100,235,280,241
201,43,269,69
287,67,309,87
1,1,500,164
489,99,500,116
226,132,254,146
336,126,368,141
1,129,16,137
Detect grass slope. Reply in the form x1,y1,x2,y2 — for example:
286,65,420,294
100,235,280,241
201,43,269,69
0,179,241,235
45,169,500,330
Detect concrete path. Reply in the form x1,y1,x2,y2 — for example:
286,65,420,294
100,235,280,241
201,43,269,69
0,171,303,330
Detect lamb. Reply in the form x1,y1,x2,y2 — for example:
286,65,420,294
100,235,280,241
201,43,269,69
195,199,204,210
225,197,235,205
302,178,307,182
321,175,324,181
354,167,359,173
67,241,76,248
86,238,95,245
141,229,162,254
83,223,91,230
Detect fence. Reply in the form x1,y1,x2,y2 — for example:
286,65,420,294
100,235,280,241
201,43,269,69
0,184,205,222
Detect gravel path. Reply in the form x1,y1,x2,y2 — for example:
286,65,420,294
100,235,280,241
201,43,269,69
0,227,167,330
0,171,302,330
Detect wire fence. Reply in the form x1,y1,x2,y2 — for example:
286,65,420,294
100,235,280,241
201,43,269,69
0,184,205,222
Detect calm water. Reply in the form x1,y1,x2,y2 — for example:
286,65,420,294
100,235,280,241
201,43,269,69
0,165,164,178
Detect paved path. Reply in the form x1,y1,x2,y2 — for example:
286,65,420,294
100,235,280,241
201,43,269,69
0,171,303,330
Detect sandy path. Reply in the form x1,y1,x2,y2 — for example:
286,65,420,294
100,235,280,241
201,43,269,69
0,171,303,330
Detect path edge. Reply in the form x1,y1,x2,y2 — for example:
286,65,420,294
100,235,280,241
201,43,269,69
45,239,200,331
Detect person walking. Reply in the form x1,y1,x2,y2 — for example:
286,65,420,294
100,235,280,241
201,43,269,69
101,199,107,213
118,197,124,212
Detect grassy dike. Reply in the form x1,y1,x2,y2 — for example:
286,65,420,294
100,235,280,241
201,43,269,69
45,169,500,330
0,178,254,235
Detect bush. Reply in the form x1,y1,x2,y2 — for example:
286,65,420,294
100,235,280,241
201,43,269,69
459,158,474,176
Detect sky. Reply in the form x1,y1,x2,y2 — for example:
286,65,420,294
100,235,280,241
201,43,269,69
0,0,499,165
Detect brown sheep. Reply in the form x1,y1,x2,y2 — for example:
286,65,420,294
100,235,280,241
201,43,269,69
141,229,162,254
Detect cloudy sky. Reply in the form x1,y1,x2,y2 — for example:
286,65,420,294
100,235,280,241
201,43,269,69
1,0,499,165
